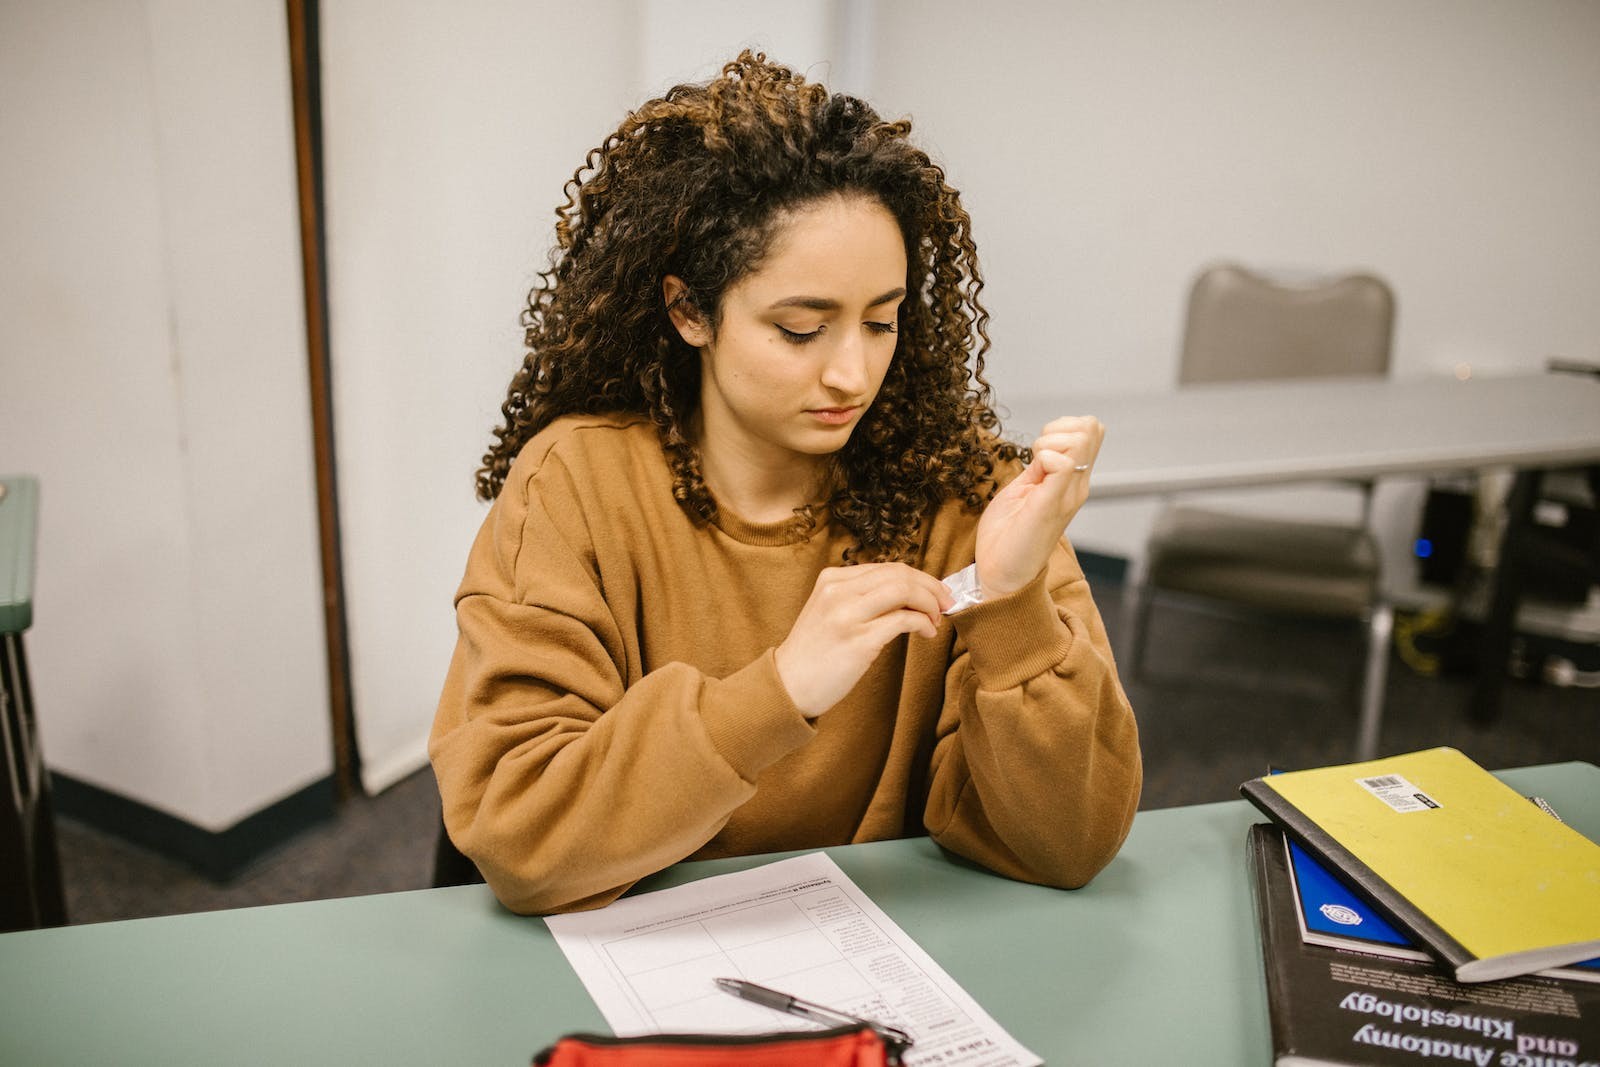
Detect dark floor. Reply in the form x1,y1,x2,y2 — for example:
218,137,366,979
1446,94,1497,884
55,582,1599,926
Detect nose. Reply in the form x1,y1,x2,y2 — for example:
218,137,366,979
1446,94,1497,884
819,332,869,397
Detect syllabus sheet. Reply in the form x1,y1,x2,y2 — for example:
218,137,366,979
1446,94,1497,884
545,851,1041,1067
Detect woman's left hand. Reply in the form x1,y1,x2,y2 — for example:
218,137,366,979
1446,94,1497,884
973,415,1104,600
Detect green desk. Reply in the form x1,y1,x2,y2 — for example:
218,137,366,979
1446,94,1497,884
1,762,1595,1065
1,474,67,932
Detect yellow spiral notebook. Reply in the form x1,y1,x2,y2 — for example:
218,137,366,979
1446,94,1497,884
1241,747,1600,983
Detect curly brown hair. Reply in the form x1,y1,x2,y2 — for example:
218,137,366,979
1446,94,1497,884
479,51,1026,561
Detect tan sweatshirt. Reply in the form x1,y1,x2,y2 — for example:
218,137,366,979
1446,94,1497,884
431,413,1142,914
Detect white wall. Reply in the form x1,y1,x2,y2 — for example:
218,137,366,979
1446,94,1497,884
0,0,330,830
637,0,852,94
320,1,639,791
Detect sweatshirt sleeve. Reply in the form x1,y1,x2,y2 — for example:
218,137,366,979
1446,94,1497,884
429,448,816,915
925,539,1142,889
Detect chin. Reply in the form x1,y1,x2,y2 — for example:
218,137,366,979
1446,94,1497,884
798,424,859,452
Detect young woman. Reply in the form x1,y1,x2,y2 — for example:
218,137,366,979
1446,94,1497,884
431,52,1141,914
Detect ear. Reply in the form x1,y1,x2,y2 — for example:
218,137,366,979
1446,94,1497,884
663,275,712,347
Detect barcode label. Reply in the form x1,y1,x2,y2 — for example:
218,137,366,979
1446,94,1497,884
1356,774,1439,812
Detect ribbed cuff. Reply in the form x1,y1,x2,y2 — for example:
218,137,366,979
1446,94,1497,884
953,570,1074,690
700,649,816,782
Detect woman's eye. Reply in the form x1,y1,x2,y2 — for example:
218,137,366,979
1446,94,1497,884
777,324,824,344
866,321,898,336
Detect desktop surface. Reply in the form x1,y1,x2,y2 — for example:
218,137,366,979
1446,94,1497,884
999,372,1600,498
2,761,1595,1066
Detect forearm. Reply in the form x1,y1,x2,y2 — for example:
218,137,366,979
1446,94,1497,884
432,640,814,914
927,565,1142,888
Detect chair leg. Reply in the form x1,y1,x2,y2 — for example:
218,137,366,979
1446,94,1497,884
1354,603,1394,762
1123,581,1155,680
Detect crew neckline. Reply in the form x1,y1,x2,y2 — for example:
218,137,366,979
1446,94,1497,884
711,500,833,547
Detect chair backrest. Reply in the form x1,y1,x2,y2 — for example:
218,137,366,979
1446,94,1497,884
1179,263,1395,385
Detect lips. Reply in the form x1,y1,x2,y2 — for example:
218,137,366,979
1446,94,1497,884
807,406,859,425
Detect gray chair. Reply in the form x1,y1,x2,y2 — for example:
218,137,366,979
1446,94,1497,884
433,819,486,887
432,796,486,888
1127,264,1396,760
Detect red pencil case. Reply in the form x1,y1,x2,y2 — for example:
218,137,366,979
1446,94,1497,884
533,1026,905,1066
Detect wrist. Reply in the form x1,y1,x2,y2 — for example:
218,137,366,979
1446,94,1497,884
773,644,827,719
979,576,1028,602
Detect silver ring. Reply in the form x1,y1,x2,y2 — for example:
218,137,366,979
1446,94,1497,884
1073,464,1090,472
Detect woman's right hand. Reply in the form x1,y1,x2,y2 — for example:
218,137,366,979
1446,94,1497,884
775,563,954,718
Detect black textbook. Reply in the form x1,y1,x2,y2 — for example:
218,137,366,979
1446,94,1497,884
1246,823,1599,1067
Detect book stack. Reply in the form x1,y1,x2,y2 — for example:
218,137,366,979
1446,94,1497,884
1241,747,1600,1066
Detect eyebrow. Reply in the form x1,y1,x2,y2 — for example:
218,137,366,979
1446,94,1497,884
766,287,907,312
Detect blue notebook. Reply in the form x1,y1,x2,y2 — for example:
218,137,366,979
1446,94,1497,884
1285,832,1600,983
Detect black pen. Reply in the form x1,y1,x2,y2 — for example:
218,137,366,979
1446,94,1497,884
714,977,914,1052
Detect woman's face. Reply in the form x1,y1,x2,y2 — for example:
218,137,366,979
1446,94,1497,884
671,195,907,474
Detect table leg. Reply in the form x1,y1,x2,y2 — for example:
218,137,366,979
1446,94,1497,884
1469,469,1543,724
1,631,68,931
